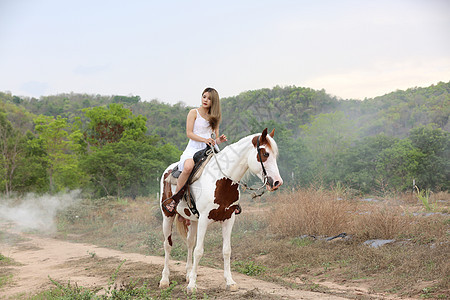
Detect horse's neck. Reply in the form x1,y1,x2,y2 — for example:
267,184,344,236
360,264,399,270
213,136,253,182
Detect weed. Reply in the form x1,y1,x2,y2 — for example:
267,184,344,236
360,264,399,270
233,260,266,276
415,186,435,212
103,259,126,296
87,250,96,258
170,243,187,260
159,280,177,300
116,197,128,205
322,262,331,272
46,277,97,299
0,253,10,264
420,286,435,298
290,237,314,247
144,232,161,252
0,274,13,288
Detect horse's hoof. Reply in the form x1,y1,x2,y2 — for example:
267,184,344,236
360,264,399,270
159,280,170,289
227,283,239,292
186,285,196,294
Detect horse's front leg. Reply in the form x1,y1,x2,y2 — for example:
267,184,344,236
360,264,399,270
185,220,198,283
222,214,238,291
159,215,175,288
187,216,209,293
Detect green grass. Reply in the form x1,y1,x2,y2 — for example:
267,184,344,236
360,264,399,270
233,260,266,276
415,186,435,212
28,261,182,300
290,236,314,247
0,253,15,288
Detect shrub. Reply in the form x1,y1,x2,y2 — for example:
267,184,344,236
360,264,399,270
267,188,353,237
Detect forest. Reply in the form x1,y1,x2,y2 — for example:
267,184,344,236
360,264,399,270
0,81,448,198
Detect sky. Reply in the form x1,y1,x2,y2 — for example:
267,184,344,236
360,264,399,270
0,0,449,107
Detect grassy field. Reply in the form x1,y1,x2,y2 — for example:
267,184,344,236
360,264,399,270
20,187,450,299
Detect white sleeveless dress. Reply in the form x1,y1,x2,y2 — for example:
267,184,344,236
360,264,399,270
178,109,213,171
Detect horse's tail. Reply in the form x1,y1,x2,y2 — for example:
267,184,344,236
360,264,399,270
175,214,188,241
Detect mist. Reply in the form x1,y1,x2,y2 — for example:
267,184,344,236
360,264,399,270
0,190,81,233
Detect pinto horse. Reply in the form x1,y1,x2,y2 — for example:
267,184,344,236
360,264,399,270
159,128,283,292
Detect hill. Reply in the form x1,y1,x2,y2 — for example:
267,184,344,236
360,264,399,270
0,81,448,195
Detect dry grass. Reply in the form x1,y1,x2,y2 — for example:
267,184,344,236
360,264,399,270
261,188,449,298
52,189,450,299
267,188,354,237
351,205,412,240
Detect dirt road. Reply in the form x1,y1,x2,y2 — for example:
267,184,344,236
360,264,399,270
0,228,350,299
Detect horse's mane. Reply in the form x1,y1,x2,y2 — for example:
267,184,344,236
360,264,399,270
221,133,279,157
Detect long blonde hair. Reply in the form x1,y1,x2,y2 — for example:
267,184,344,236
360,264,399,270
203,87,221,131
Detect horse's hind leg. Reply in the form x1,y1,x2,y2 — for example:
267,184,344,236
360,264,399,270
185,220,198,283
159,214,175,288
222,215,238,291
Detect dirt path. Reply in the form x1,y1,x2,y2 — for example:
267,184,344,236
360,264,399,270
0,228,349,299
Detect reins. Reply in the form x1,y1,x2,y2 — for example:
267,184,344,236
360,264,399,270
209,134,267,198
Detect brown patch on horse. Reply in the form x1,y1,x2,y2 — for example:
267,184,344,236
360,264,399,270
208,178,239,221
161,170,176,217
184,208,191,216
252,128,272,150
252,128,272,162
168,234,172,246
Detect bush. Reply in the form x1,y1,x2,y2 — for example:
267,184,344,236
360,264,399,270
267,188,353,237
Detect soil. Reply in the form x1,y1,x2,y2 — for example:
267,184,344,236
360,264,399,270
0,225,416,299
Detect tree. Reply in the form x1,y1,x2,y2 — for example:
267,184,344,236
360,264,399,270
333,134,397,193
301,112,356,183
34,115,85,192
0,104,33,196
81,105,181,198
0,111,21,196
81,137,180,198
408,125,449,190
376,139,424,191
83,103,147,147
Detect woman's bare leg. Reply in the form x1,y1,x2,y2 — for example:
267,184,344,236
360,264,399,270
176,159,195,192
163,159,195,212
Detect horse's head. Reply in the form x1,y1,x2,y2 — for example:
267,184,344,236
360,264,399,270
249,128,283,191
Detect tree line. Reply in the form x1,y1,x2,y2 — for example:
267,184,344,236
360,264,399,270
0,81,448,197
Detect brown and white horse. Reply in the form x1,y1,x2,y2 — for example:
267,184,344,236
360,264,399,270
159,128,283,292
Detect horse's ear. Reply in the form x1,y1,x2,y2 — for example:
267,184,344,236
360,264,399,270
261,128,268,143
269,128,275,138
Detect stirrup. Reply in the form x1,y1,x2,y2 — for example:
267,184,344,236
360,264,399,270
184,192,199,217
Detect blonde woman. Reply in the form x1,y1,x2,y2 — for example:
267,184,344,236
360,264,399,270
163,87,227,213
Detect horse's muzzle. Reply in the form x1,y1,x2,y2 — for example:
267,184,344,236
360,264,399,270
266,176,282,191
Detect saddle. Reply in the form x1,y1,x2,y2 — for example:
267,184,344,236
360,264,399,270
165,147,215,184
164,147,216,217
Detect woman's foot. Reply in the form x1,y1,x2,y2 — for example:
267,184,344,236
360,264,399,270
162,198,176,213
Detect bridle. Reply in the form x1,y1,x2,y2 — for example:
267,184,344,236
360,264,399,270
209,134,268,197
256,136,269,184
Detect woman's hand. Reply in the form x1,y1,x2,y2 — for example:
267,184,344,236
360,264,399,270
204,137,216,146
216,134,227,145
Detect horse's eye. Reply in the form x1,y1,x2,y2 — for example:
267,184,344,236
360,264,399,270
263,152,269,158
